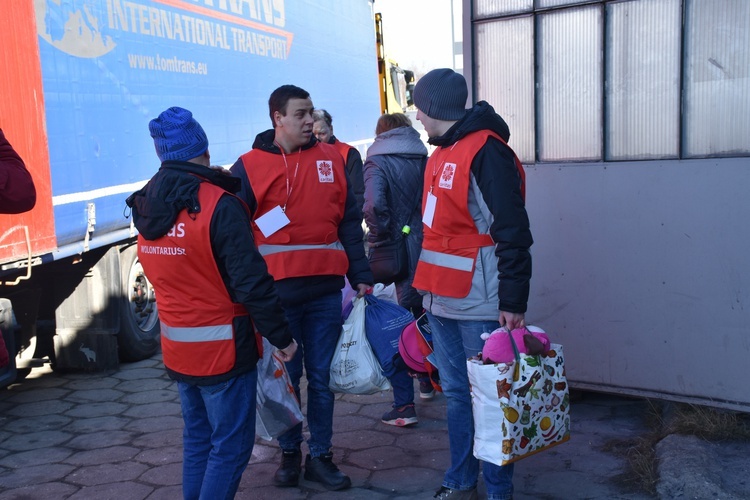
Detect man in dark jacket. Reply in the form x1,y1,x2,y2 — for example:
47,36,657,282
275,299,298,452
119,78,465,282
411,69,533,500
126,107,297,500
231,86,373,491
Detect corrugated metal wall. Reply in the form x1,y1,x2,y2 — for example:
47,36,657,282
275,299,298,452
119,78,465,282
467,0,750,411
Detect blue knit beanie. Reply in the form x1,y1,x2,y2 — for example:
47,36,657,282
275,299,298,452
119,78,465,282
413,68,468,120
149,107,208,162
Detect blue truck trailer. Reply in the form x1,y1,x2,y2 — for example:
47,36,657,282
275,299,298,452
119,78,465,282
1,0,383,386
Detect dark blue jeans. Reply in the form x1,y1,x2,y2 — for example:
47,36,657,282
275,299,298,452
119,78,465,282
427,313,514,500
278,292,341,458
178,369,257,500
390,369,416,407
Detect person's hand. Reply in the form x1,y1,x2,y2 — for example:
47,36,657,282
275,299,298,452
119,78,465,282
276,339,297,362
499,311,525,331
355,283,371,298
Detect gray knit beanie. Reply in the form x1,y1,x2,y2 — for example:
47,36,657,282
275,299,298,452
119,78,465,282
413,68,468,120
149,107,209,162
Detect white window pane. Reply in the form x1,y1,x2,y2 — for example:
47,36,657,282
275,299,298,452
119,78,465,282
537,0,589,8
474,0,531,18
606,0,681,160
684,0,750,157
538,6,602,161
475,18,535,163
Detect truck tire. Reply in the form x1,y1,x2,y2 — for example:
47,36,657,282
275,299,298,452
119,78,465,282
118,244,160,361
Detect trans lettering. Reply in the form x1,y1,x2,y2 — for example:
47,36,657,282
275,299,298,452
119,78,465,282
108,0,285,30
192,0,285,27
167,223,186,238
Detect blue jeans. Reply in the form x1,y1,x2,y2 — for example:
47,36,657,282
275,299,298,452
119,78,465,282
178,370,257,500
390,369,415,408
278,292,341,458
427,313,514,500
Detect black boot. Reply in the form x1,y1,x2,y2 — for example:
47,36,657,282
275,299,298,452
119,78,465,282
304,452,351,491
274,449,301,487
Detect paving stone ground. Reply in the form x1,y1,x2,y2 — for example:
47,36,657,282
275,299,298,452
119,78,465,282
3,352,737,499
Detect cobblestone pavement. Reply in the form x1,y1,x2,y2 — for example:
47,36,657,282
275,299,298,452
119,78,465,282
0,353,661,499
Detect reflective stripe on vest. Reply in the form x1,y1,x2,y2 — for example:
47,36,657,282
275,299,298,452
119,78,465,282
419,248,475,273
258,241,345,257
161,323,233,343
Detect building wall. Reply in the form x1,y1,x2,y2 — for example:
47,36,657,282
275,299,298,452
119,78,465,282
467,0,750,409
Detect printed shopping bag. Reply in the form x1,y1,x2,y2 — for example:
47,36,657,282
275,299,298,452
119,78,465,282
363,294,414,378
467,341,570,465
330,297,391,394
255,337,304,441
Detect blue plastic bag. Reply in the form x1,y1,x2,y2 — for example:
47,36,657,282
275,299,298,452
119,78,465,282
364,294,414,378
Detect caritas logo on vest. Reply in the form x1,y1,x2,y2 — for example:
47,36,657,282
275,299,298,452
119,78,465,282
439,163,456,189
316,161,334,183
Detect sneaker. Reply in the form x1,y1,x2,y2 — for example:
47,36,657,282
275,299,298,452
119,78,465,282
433,486,479,499
304,453,351,490
381,404,418,426
419,379,436,399
273,449,301,487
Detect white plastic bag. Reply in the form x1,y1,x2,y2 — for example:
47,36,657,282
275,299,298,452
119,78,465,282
329,297,391,394
371,282,399,304
256,337,304,441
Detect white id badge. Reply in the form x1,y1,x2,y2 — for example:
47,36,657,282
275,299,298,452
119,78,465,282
423,192,437,228
255,205,290,237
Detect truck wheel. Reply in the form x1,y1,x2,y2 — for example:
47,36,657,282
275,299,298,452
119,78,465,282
118,245,160,361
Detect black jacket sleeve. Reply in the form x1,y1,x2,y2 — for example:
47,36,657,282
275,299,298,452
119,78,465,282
0,129,36,214
229,158,257,216
210,194,292,350
338,170,374,288
346,148,365,217
472,137,533,313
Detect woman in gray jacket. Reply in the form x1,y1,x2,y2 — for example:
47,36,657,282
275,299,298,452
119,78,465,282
363,113,434,424
363,113,427,314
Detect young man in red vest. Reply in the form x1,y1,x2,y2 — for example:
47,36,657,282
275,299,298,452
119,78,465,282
411,69,533,500
127,107,297,500
230,86,373,491
311,108,365,215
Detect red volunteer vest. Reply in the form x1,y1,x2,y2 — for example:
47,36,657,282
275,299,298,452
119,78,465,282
332,138,354,164
412,130,525,298
138,181,246,377
240,142,349,280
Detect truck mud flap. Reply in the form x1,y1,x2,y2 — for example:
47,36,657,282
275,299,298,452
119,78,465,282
53,247,120,372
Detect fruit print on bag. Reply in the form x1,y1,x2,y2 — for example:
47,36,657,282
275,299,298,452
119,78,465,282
468,343,571,465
